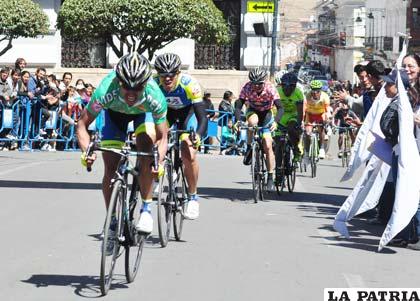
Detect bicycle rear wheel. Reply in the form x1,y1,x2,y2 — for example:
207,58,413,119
157,160,172,247
100,180,124,296
173,167,187,241
275,142,286,195
125,179,144,283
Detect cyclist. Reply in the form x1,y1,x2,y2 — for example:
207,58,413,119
77,53,168,244
153,53,208,220
274,72,304,162
333,102,361,158
235,67,282,191
303,80,330,159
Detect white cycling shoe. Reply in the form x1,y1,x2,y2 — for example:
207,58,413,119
319,148,326,159
135,211,153,233
184,200,199,220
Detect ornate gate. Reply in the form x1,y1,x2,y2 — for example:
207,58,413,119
61,37,107,68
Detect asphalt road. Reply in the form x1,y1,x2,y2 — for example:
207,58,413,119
0,140,417,301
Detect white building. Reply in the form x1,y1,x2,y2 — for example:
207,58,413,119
0,0,284,72
333,0,365,82
365,0,408,66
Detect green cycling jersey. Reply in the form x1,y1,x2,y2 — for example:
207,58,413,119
86,71,167,124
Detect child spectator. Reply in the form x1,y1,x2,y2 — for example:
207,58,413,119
220,118,239,155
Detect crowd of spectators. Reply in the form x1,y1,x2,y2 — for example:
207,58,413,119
0,58,95,151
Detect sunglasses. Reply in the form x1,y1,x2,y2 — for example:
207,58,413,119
159,72,177,78
120,82,146,92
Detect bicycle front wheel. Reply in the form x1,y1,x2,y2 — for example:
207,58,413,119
275,142,286,195
251,143,263,203
310,137,317,178
173,167,187,241
125,179,144,283
157,161,172,247
287,148,297,193
100,180,124,296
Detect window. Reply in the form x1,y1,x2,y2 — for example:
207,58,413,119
413,7,420,28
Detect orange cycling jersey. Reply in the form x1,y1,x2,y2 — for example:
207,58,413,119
304,91,330,115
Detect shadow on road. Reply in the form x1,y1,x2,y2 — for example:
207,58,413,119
0,180,101,190
21,274,128,298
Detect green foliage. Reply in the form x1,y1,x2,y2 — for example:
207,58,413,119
0,0,49,56
57,0,230,59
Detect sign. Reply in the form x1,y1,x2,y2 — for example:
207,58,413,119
247,1,275,13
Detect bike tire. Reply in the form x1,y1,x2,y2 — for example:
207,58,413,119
275,142,286,195
310,137,317,178
173,167,187,241
251,143,262,203
100,180,124,296
287,148,297,193
157,161,172,247
125,179,144,283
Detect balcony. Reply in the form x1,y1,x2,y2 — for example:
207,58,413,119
365,36,393,52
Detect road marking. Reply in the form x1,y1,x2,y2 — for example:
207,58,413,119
0,162,43,177
343,273,366,287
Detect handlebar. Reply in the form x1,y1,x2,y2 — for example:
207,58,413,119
84,141,159,173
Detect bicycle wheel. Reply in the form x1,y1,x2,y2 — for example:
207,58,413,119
173,166,187,241
157,160,172,247
100,180,124,296
125,178,144,283
275,142,286,195
310,136,317,178
287,147,297,193
251,143,263,202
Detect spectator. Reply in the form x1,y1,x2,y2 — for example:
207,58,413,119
47,74,59,91
39,86,60,151
62,86,82,127
17,71,34,150
28,68,49,137
76,83,88,107
59,72,73,98
218,90,235,114
202,92,215,154
5,69,22,147
379,69,418,248
220,118,238,155
402,54,420,105
82,83,94,107
0,68,12,105
14,58,27,72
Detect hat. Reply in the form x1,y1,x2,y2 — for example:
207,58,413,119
381,69,410,89
76,84,86,90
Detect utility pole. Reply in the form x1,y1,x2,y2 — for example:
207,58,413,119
270,0,279,77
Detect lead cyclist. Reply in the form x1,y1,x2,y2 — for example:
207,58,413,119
77,53,168,254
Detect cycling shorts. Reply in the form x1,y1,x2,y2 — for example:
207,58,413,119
305,113,323,125
279,112,298,128
246,108,273,138
101,109,155,149
167,106,196,141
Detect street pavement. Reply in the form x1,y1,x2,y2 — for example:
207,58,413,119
0,138,418,301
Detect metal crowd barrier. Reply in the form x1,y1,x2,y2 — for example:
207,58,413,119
0,101,244,154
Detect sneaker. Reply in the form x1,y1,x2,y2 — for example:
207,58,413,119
5,134,17,140
135,210,153,233
21,143,31,151
338,151,343,158
39,129,47,136
184,200,199,220
266,175,275,192
243,146,252,166
319,148,325,159
10,142,18,151
41,143,49,151
48,146,56,152
103,228,116,256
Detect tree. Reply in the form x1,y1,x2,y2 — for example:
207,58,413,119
0,0,49,56
57,0,230,59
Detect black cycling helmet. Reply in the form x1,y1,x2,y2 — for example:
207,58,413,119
154,53,182,75
115,52,152,89
248,66,268,83
281,72,298,86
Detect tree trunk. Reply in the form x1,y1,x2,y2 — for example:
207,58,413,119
0,36,13,57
